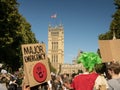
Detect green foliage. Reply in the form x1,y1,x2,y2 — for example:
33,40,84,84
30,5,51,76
99,0,120,40
99,31,113,40
0,0,38,71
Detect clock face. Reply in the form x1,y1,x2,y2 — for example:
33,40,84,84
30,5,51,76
33,62,47,83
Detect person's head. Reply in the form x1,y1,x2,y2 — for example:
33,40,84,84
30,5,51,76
107,62,120,76
71,73,77,78
77,52,102,72
77,69,83,74
95,63,106,74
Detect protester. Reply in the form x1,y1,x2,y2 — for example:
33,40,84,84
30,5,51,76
51,75,63,90
0,69,10,90
60,73,71,90
8,74,18,90
94,63,109,90
107,62,120,90
64,52,107,90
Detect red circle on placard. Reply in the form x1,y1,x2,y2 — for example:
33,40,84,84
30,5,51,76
33,62,47,83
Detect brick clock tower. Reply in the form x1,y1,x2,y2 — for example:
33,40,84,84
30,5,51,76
48,23,64,73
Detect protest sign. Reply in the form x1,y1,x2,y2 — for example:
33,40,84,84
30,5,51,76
99,39,120,62
21,43,51,87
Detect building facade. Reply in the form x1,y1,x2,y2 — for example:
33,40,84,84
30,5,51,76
48,24,64,73
60,63,85,74
61,50,85,74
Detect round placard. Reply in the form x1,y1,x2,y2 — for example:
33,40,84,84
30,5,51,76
33,62,47,83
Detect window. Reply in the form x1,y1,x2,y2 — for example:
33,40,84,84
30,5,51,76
51,32,59,36
52,42,58,50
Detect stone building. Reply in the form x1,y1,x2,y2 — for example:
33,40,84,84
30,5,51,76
60,50,85,74
60,63,85,74
48,24,64,73
47,23,85,74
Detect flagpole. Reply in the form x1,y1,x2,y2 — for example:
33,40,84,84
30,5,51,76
50,13,57,26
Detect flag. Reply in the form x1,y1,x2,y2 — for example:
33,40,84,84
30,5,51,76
51,13,57,19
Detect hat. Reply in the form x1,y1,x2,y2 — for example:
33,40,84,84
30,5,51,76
77,52,102,72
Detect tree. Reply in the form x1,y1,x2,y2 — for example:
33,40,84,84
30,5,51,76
99,0,120,40
0,0,37,72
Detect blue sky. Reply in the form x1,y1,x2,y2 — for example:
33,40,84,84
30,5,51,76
18,0,115,63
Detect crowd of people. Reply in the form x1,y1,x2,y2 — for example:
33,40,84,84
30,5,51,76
1,52,120,90
0,67,23,90
22,52,120,90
